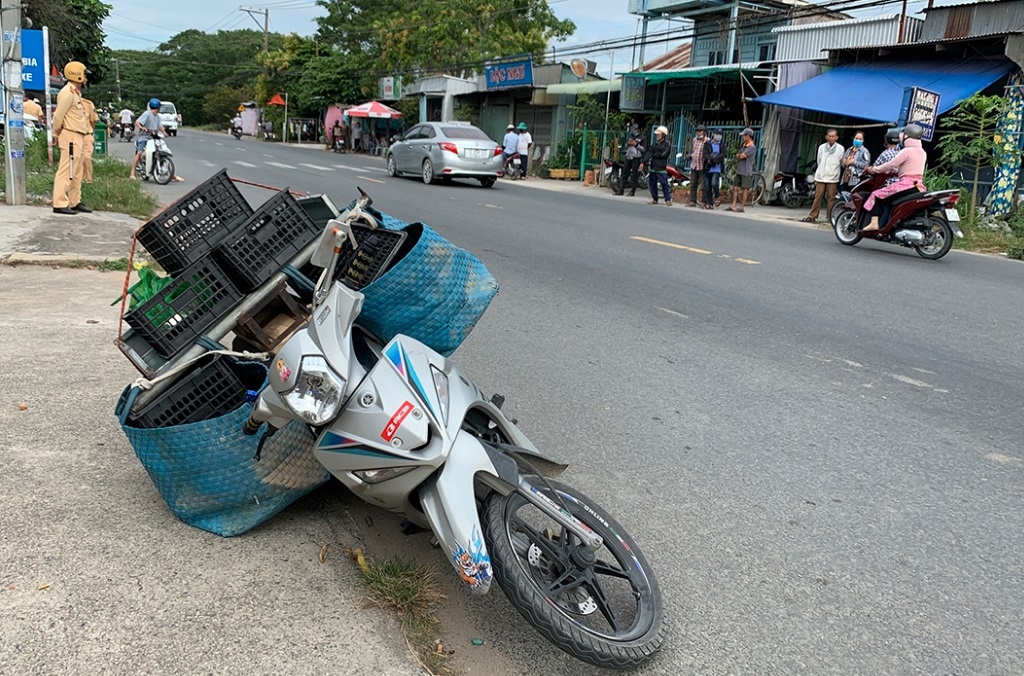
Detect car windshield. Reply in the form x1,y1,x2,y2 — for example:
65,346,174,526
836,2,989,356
441,126,490,140
159,105,175,115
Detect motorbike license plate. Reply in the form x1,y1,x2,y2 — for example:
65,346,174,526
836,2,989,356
512,158,520,166
945,208,960,222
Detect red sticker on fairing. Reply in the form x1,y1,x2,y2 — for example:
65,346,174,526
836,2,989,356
381,401,415,442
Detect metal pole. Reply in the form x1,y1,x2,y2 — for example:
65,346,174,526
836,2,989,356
638,17,649,71
898,0,908,42
43,26,53,166
2,0,27,205
601,52,615,186
114,58,121,102
283,92,288,144
263,9,269,54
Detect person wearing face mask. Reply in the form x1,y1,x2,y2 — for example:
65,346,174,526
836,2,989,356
700,129,725,209
685,124,707,207
861,123,928,232
840,131,871,191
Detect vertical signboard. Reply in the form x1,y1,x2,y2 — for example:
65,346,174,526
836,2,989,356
484,55,534,91
21,29,44,89
378,76,402,101
621,74,647,112
908,87,940,142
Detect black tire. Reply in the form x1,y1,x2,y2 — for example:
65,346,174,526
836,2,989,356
833,209,862,246
779,183,804,209
386,154,399,177
828,192,849,224
482,479,665,669
749,173,766,206
153,157,175,185
507,161,520,180
608,171,622,194
915,217,954,260
479,177,496,188
422,159,434,185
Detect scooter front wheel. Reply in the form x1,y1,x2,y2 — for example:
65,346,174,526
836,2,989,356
153,157,175,185
608,171,622,194
482,479,665,669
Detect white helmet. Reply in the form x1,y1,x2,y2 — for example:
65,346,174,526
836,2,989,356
655,125,669,136
507,124,515,130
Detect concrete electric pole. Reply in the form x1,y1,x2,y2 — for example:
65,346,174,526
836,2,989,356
239,7,270,54
1,0,27,205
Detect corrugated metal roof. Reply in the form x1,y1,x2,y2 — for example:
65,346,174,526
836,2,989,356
775,14,923,62
831,30,1021,52
922,0,1013,10
639,43,692,72
772,13,899,33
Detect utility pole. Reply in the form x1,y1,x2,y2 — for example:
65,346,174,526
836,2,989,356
1,0,27,205
114,58,122,102
239,7,269,53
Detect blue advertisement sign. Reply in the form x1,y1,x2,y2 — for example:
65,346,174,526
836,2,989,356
485,55,534,91
22,29,45,89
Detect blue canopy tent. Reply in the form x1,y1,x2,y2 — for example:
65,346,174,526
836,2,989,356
755,59,1017,122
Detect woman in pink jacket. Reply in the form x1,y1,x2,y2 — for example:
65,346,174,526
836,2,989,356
861,123,928,232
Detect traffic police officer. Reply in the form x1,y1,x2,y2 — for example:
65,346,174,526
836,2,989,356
81,96,98,184
51,61,92,215
22,97,44,125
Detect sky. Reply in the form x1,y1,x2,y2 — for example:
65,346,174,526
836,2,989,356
103,0,971,80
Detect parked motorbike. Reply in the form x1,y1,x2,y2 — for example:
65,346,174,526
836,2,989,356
135,132,175,185
502,153,521,180
231,125,243,141
606,159,648,194
244,190,665,668
775,161,816,208
832,173,963,259
666,153,689,188
332,137,346,154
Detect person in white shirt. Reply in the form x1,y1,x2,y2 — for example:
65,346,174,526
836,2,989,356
515,122,532,178
119,107,133,139
802,128,844,223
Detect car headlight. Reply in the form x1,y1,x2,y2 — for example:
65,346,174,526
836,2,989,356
432,366,449,424
283,356,346,425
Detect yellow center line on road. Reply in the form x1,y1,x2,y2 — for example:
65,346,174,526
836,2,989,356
631,236,712,255
358,176,387,184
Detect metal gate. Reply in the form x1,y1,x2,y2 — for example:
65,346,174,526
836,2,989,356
480,105,510,144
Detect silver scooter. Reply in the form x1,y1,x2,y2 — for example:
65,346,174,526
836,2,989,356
244,190,664,669
136,131,175,185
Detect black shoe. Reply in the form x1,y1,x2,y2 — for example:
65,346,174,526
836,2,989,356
72,203,92,213
628,192,635,197
52,207,76,215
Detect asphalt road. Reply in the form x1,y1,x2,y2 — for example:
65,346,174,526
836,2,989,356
111,130,1024,674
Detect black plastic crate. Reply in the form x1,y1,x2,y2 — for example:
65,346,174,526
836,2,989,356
296,194,340,229
335,225,407,290
137,170,254,276
127,354,266,429
124,258,244,359
215,189,321,293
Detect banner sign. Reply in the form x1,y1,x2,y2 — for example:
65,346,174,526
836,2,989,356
907,86,940,142
378,76,402,101
22,29,45,89
621,74,647,112
485,55,533,91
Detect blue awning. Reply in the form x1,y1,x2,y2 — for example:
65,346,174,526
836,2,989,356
755,59,1017,122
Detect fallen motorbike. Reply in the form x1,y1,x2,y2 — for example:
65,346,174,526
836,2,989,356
775,161,816,208
135,131,175,185
832,173,963,260
245,190,665,668
502,152,521,180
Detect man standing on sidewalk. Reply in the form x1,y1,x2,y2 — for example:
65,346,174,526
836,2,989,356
802,129,844,223
686,124,707,207
641,125,673,206
516,122,532,178
726,128,756,213
51,61,92,215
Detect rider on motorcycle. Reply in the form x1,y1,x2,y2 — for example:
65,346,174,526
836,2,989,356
861,123,927,232
501,124,519,164
131,98,183,182
231,114,243,137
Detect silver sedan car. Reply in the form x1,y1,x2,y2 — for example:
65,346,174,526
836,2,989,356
386,122,505,187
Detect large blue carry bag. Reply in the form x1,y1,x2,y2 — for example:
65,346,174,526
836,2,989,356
115,358,330,537
343,203,499,356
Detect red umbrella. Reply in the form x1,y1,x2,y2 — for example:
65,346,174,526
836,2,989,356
345,100,402,119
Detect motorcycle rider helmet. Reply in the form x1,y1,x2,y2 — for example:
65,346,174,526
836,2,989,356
148,97,161,110
655,125,669,137
507,124,515,131
517,122,528,130
902,122,924,140
884,128,901,145
63,61,87,84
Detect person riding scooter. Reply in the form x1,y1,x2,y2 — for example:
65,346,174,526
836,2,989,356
860,123,927,232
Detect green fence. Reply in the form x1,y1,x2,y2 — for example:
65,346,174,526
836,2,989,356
576,129,629,181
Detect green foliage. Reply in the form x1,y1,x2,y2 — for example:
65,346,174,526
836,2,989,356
1007,241,1024,260
203,86,252,126
391,97,421,125
25,0,112,84
547,130,583,169
315,0,574,79
567,94,628,131
936,93,1016,225
453,102,477,124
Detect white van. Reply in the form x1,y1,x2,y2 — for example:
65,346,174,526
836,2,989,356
158,101,179,136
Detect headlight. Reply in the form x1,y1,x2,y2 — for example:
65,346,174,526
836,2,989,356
353,467,417,484
432,367,449,423
283,356,346,425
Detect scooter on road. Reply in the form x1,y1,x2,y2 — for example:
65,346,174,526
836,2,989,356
135,132,175,185
244,190,666,668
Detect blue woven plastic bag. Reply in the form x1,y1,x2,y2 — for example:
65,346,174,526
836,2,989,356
342,202,498,356
115,361,330,537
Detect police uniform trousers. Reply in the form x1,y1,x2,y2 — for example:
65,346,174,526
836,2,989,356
82,131,95,183
54,131,87,209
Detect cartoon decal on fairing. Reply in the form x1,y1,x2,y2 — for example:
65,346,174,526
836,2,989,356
452,526,492,589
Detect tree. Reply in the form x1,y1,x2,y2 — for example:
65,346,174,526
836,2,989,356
937,93,1016,225
315,0,575,79
25,0,111,83
203,85,251,126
